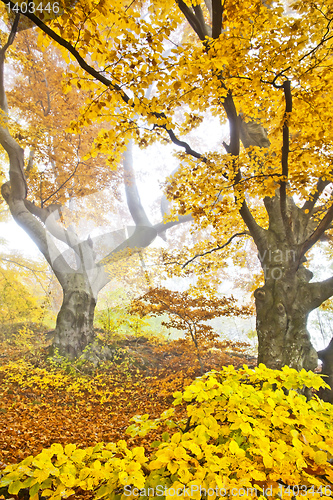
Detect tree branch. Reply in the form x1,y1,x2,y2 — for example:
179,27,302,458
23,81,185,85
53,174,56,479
223,90,239,157
161,126,206,161
224,94,267,248
181,231,249,268
25,149,35,176
177,0,207,40
300,201,333,257
0,29,76,281
0,14,28,199
211,0,223,39
123,141,153,228
280,80,293,242
153,213,192,234
0,256,49,293
4,1,206,163
98,225,158,266
302,177,332,215
238,116,270,149
193,4,210,38
0,15,19,112
308,275,333,310
41,159,81,206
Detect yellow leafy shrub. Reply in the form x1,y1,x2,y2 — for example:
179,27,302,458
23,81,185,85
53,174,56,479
1,364,333,500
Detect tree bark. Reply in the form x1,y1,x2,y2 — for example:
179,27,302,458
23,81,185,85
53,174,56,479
255,272,318,372
236,119,324,376
52,273,97,358
252,193,333,390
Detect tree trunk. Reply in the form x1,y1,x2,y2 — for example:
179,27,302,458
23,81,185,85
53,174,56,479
255,272,318,372
252,196,320,374
317,339,333,403
236,123,333,397
52,274,97,359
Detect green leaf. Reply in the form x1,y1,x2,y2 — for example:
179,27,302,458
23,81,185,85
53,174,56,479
151,440,161,447
8,480,24,495
95,484,113,499
29,481,41,498
162,432,170,442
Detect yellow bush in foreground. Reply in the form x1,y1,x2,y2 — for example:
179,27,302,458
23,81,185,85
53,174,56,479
1,364,333,500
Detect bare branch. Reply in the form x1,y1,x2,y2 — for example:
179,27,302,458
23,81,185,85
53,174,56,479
302,177,332,215
211,0,223,39
0,14,20,109
177,0,207,40
280,80,293,242
123,141,152,228
181,231,249,268
300,201,333,257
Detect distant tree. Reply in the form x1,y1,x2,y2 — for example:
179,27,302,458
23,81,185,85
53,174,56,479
0,18,191,358
0,252,50,325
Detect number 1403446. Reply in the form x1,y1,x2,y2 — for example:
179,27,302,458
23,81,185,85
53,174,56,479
278,485,332,497
4,1,60,14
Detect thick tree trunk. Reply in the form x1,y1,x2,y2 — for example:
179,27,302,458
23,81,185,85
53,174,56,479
52,274,97,359
236,123,333,398
255,272,317,372
252,196,319,374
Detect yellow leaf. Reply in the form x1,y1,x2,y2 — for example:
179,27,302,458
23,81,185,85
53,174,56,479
240,422,252,434
174,446,188,460
314,450,327,465
263,454,273,469
59,473,76,488
64,444,76,457
167,461,178,474
51,443,64,456
229,440,245,456
93,460,102,470
251,470,266,481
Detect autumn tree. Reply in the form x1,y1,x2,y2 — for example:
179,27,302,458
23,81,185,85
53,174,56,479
131,286,253,374
2,0,333,393
0,250,52,325
0,17,191,358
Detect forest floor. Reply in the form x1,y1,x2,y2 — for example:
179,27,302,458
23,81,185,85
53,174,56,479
0,323,254,499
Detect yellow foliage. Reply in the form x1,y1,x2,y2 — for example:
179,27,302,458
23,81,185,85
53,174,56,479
1,364,333,499
18,0,333,294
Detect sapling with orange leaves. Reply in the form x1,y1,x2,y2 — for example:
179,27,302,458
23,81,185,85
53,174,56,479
131,287,253,374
